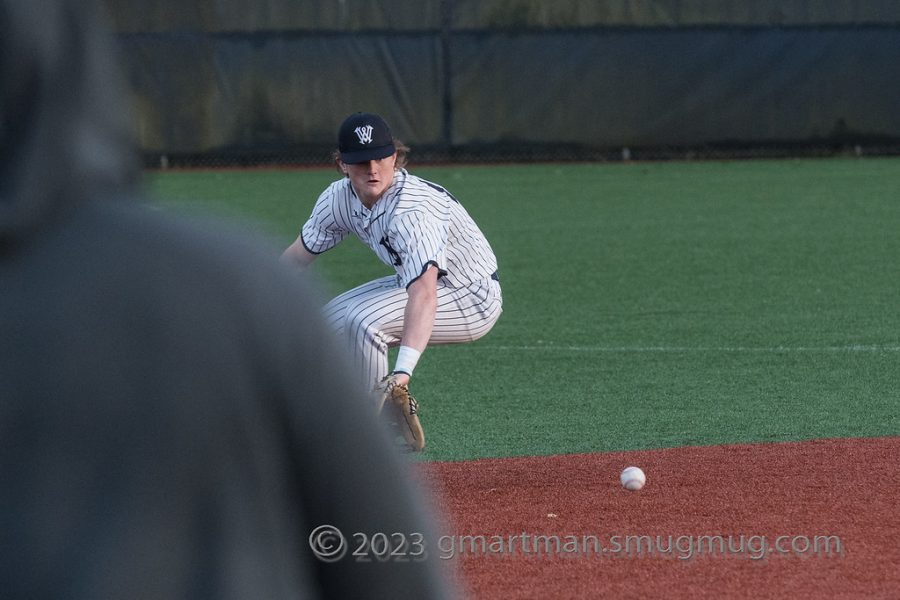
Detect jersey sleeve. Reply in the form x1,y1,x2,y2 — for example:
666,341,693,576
300,186,350,254
392,210,448,288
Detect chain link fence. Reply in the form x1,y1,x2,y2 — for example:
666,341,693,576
119,1,900,170
143,140,900,170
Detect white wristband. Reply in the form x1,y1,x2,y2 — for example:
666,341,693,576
393,345,422,377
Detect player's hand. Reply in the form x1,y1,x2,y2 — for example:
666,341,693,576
391,372,411,387
375,373,424,452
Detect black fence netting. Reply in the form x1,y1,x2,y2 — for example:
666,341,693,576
106,0,900,167
143,142,900,171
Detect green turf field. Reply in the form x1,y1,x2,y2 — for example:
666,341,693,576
149,158,900,461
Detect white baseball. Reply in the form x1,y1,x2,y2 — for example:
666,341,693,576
620,466,646,491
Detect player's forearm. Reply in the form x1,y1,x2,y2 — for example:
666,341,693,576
401,284,437,352
392,267,438,383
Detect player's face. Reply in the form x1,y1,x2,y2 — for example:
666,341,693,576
342,153,398,208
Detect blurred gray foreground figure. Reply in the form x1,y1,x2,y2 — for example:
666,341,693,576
0,1,452,598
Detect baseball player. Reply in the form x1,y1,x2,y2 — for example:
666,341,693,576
281,112,503,451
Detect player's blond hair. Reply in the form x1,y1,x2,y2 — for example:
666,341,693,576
333,140,409,176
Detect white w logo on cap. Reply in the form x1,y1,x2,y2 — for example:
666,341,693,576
354,125,374,144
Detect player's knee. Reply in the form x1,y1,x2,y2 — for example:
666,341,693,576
344,305,379,340
345,310,370,334
322,305,349,336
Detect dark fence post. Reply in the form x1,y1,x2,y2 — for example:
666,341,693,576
440,0,454,150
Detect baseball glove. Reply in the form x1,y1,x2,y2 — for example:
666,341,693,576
375,374,425,452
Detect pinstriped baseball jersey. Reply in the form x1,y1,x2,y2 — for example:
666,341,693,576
301,169,498,289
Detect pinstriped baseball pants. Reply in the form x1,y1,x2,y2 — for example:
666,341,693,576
323,275,503,392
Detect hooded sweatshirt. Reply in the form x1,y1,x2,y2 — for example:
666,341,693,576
0,2,451,598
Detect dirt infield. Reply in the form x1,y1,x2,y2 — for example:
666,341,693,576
419,437,900,599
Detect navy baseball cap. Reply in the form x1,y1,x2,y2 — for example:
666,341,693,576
338,112,396,164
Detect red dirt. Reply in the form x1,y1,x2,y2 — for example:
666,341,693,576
418,437,900,599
